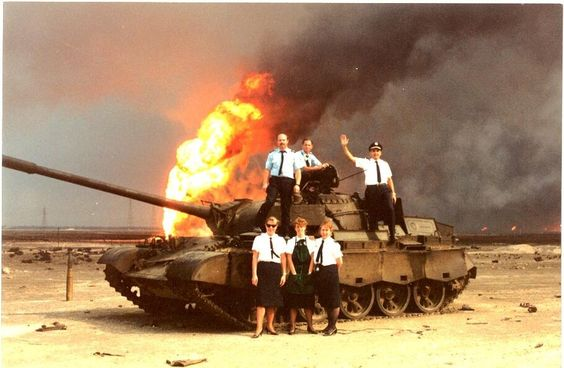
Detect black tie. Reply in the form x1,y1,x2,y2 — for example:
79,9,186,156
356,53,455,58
278,151,285,176
375,160,381,183
315,240,324,265
270,237,279,259
305,154,310,167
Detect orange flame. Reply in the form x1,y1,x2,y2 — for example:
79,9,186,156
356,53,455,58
163,73,274,236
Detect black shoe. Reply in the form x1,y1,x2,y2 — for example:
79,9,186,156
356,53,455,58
251,330,263,338
288,329,295,335
266,328,278,335
323,327,337,336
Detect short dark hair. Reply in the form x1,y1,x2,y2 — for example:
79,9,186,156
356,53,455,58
302,138,313,144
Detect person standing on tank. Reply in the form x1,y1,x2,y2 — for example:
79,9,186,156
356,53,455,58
283,216,317,335
339,134,397,244
313,218,343,336
297,138,330,188
251,216,287,338
255,133,304,237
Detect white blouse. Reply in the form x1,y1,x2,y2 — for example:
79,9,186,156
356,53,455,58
312,237,343,266
252,233,286,263
284,236,316,256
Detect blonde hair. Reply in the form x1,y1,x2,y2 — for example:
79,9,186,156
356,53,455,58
293,217,308,227
265,216,279,225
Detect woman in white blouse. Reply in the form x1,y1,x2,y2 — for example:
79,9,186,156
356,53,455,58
251,216,287,338
284,217,316,334
312,218,343,336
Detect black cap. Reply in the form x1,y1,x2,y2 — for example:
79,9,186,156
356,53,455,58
368,141,383,150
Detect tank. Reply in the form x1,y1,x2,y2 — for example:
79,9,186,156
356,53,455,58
3,155,477,329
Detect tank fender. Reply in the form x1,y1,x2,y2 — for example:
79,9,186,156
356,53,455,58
97,247,142,273
166,250,253,288
424,249,473,282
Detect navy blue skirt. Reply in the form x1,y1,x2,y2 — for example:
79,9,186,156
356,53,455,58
313,264,341,309
256,262,284,307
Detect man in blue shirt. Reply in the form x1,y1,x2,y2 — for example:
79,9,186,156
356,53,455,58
297,138,330,189
255,133,304,237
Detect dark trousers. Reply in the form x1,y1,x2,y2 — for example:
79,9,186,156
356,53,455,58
365,184,395,239
256,176,294,236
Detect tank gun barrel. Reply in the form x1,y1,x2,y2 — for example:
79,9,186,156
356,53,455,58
2,155,211,219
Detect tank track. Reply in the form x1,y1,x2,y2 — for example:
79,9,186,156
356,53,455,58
103,265,254,331
104,266,189,315
104,265,471,330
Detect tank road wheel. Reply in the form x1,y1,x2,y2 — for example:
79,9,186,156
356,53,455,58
299,295,327,323
340,285,375,319
375,283,411,317
412,280,446,313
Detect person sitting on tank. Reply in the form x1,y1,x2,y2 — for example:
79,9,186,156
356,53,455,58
297,138,330,188
251,216,287,338
313,218,343,336
255,133,304,237
283,216,317,335
339,134,397,244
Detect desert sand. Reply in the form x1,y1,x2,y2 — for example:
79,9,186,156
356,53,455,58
1,241,561,368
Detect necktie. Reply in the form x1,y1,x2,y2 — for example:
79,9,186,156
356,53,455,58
375,160,381,183
315,240,325,265
305,154,310,167
270,237,279,259
278,151,285,176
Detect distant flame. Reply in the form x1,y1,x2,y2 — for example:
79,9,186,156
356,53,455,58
163,73,275,236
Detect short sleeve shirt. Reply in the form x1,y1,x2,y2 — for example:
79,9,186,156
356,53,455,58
284,236,316,256
265,148,305,179
313,237,343,266
252,233,286,263
297,150,322,168
355,157,392,185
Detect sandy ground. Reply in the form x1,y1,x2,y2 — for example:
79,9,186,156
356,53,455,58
1,242,561,368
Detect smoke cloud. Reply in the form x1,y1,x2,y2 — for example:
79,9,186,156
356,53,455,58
256,4,561,233
2,4,560,233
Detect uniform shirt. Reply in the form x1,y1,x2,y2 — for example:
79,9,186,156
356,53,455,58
313,237,343,266
265,148,304,179
252,233,286,263
296,150,322,168
284,236,316,256
355,157,393,185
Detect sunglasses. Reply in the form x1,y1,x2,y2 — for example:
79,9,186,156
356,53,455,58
266,224,278,228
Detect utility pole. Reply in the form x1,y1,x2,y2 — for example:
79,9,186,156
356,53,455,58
42,206,47,228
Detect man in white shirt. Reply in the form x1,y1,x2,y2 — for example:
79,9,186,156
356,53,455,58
340,134,397,243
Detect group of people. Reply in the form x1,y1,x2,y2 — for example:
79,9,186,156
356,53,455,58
255,132,397,242
251,216,343,337
250,132,397,337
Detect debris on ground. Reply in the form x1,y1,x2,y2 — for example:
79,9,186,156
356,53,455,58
93,352,125,357
36,321,67,332
460,304,475,311
534,343,543,348
533,256,543,262
166,358,207,366
519,302,538,313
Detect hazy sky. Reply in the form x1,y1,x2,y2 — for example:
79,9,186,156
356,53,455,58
2,3,561,233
